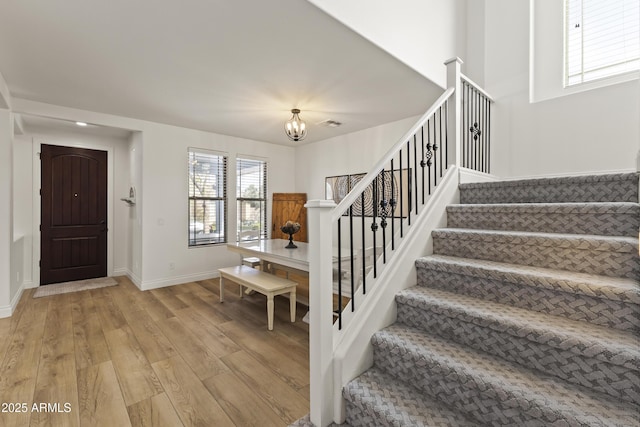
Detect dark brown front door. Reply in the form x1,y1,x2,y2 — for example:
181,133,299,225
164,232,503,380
40,144,108,285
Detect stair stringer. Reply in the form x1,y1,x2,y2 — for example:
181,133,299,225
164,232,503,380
330,166,498,423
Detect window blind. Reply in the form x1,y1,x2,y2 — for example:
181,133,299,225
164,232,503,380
565,0,640,86
236,158,267,241
188,149,227,246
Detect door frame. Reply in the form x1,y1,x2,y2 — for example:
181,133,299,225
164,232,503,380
32,139,115,286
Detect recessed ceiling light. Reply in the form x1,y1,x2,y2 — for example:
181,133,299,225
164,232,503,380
75,121,87,127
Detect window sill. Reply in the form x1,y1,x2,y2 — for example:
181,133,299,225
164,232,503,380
531,70,639,104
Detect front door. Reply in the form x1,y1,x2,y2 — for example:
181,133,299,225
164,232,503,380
40,144,108,285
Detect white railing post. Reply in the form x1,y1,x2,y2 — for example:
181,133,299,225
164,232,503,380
445,57,463,168
305,199,337,427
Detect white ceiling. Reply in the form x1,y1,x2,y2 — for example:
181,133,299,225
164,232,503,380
0,0,442,145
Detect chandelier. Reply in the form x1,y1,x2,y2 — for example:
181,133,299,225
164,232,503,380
284,109,307,142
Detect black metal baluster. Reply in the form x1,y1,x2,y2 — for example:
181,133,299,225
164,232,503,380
461,83,465,169
476,88,480,171
361,191,366,293
480,91,483,171
349,204,354,312
371,175,378,278
479,93,484,172
380,172,387,264
432,113,438,188
485,96,489,173
487,99,491,173
413,135,418,215
483,95,488,172
426,118,432,195
406,141,411,225
399,149,403,238
438,106,443,178
420,128,425,204
337,217,342,329
390,158,395,251
471,87,475,170
468,84,472,168
464,82,468,168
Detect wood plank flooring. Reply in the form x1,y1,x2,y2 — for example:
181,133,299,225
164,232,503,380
0,276,310,426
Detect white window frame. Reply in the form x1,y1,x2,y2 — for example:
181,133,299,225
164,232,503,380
564,0,640,87
530,0,639,103
236,157,268,242
188,148,227,247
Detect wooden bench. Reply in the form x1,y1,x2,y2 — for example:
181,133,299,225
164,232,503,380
218,265,297,330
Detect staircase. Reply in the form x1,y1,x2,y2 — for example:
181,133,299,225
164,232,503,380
342,172,640,426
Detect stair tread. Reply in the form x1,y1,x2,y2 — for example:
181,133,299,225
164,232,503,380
433,228,638,252
373,324,640,425
344,367,477,427
447,201,640,213
396,286,640,367
432,229,640,279
459,172,639,189
458,173,639,204
416,254,640,303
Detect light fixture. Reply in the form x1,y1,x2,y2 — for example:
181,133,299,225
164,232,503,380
284,109,307,142
75,121,87,127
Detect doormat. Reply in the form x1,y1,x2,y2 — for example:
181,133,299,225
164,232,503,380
33,277,118,298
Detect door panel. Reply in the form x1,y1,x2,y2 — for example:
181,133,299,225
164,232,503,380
41,144,107,285
271,193,307,242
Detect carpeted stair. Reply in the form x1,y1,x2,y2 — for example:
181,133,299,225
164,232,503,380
342,172,640,426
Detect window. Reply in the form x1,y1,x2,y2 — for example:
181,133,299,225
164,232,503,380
237,157,267,241
188,149,227,246
565,0,640,86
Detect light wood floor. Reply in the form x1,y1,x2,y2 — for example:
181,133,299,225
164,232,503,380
0,276,310,427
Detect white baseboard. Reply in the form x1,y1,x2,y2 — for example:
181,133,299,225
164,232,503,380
112,267,128,276
139,271,220,291
122,269,142,289
0,284,25,318
458,167,499,184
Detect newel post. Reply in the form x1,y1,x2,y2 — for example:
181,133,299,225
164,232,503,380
305,199,337,427
445,57,463,168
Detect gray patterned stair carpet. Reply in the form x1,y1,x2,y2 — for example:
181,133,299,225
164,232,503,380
446,202,640,237
338,172,640,427
458,172,639,204
415,255,640,331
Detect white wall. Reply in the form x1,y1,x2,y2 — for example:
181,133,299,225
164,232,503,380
295,116,419,199
12,99,297,291
138,124,296,289
307,0,468,88
21,129,132,286
128,131,143,284
0,109,14,316
13,136,32,291
470,0,639,178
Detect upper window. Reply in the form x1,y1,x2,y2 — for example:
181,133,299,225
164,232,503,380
188,149,227,246
236,157,267,241
565,0,639,87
